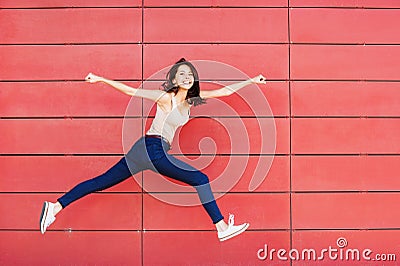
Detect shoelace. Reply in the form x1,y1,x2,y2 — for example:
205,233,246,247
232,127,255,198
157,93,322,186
228,214,235,227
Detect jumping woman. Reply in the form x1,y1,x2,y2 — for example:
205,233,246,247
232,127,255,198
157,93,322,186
39,58,267,241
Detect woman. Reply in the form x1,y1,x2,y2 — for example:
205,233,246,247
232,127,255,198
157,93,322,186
40,58,267,242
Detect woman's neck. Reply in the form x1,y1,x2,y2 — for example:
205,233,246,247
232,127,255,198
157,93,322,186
174,88,188,104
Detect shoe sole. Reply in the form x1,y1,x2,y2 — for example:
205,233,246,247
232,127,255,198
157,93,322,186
39,202,49,234
219,223,250,242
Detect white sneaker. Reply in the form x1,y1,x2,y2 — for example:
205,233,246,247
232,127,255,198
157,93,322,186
40,201,56,234
218,214,249,242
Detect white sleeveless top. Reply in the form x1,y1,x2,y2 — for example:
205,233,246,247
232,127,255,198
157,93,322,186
146,95,190,144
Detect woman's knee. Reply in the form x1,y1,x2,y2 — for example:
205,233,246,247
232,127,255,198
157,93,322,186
193,172,210,186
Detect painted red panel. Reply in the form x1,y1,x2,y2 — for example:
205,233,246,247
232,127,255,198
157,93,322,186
144,231,290,265
291,45,400,80
143,156,289,193
290,0,400,8
142,81,288,117
0,0,141,8
145,0,287,7
291,9,400,44
0,231,141,265
292,82,400,116
292,118,400,154
0,193,141,230
292,193,400,229
0,9,141,44
143,193,290,230
0,119,142,154
0,117,285,154
143,44,288,80
0,45,141,81
144,8,287,43
173,117,289,154
230,156,289,192
0,156,141,192
292,230,399,265
0,82,141,117
292,156,400,192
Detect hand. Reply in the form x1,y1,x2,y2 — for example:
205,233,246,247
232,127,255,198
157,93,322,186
250,74,267,84
85,73,103,83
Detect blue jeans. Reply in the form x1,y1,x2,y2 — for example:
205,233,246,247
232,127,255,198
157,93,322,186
57,136,224,224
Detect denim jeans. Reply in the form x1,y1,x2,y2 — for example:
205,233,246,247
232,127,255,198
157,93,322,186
57,136,224,224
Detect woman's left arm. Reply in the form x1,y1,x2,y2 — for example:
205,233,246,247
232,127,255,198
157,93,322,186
200,74,267,99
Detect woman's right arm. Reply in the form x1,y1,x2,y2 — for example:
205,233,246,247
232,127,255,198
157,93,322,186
85,73,167,102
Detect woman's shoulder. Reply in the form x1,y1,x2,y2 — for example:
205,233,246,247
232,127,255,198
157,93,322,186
156,92,173,112
157,91,172,104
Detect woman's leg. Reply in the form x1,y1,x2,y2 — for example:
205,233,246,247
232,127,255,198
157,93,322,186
152,154,224,224
150,152,249,241
57,157,135,209
40,157,142,234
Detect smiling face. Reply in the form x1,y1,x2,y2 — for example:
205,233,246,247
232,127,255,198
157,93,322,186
173,64,195,90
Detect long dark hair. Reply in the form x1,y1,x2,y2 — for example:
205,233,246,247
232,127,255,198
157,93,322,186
161,58,206,106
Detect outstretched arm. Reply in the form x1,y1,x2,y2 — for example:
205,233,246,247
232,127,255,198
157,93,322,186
200,74,267,99
85,73,167,102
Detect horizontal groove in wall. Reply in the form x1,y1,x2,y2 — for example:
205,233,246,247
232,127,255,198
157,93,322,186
0,153,289,157
0,115,285,118
4,189,400,195
0,191,290,195
3,228,400,233
2,42,400,46
0,228,289,233
3,228,400,232
2,153,400,156
1,7,290,10
3,79,400,82
0,153,286,157
3,116,400,119
2,6,400,9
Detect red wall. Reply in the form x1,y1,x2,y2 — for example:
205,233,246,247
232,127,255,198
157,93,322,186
1,1,400,265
